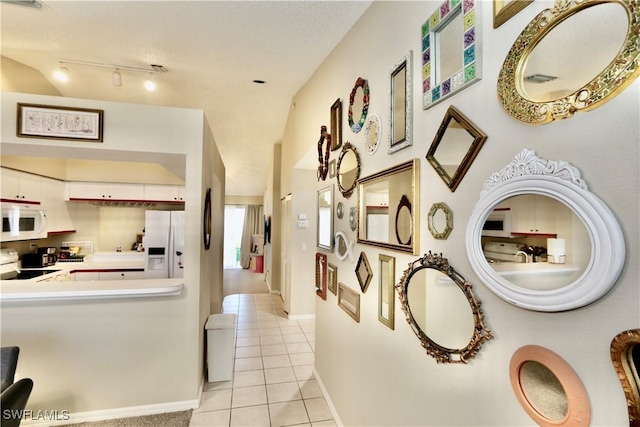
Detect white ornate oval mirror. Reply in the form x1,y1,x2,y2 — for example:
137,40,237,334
396,252,493,363
465,149,625,312
497,0,640,124
510,345,590,426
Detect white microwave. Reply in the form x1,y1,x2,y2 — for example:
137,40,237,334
1,204,47,241
481,209,512,238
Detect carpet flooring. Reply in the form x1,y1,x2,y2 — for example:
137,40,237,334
59,410,192,427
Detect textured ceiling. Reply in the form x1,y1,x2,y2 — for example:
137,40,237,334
0,0,371,195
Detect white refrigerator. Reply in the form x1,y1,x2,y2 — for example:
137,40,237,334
144,210,185,279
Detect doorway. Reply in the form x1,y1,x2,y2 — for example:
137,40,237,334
224,205,246,268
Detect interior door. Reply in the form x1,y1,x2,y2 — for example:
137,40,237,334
281,195,292,315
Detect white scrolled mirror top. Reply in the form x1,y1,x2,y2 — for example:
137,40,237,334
465,149,625,312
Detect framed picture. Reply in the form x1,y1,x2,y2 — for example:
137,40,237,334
330,98,342,151
17,103,104,142
378,255,396,330
338,282,360,322
328,263,338,295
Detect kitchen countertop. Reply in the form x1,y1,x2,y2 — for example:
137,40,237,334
489,261,580,276
1,253,183,302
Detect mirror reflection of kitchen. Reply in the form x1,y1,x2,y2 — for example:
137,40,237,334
360,167,412,244
481,194,591,291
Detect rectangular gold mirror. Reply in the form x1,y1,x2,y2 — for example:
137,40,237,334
330,98,342,151
389,51,413,154
338,282,360,322
378,254,395,330
317,185,334,251
357,159,420,255
327,263,337,295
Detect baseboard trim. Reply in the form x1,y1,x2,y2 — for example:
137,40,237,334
313,367,343,427
22,399,199,426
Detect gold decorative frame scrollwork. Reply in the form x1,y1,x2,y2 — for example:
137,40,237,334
395,251,493,364
497,0,640,125
610,329,640,425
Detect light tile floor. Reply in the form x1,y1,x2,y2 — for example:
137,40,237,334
190,293,336,427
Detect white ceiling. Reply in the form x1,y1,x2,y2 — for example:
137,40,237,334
0,0,371,196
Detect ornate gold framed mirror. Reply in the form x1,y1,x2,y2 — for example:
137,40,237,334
396,251,493,363
388,51,413,154
493,0,533,29
510,345,590,426
348,77,370,133
336,142,361,198
315,252,327,300
497,0,640,124
317,125,331,181
355,251,373,293
330,98,342,151
611,329,640,425
428,202,453,240
426,105,487,192
466,149,625,312
357,159,420,255
317,185,333,251
421,0,481,109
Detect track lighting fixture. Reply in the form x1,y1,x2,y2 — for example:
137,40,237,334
55,59,168,90
53,66,69,82
112,70,122,87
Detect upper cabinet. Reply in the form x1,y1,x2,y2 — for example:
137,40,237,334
1,168,42,204
509,194,563,236
143,185,185,203
40,177,75,234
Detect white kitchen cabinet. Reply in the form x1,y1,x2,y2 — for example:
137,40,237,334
67,182,144,201
1,168,42,203
41,177,75,234
510,194,562,235
98,271,145,280
143,184,186,203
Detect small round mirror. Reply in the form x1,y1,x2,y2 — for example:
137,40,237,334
336,202,344,219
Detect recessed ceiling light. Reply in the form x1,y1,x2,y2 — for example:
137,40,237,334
253,80,266,84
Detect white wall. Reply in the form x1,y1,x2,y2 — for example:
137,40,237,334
277,1,639,425
1,91,225,418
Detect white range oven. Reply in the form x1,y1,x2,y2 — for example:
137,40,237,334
1,203,47,241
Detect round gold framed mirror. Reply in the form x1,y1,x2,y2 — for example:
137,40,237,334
510,345,590,426
497,0,640,125
336,142,361,198
396,251,493,364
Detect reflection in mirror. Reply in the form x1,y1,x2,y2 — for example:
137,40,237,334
520,361,568,421
611,329,640,424
337,142,361,198
428,202,453,240
522,3,628,102
355,251,373,293
498,0,640,124
348,77,370,133
493,0,533,28
510,345,590,426
330,98,342,151
317,185,333,251
426,105,487,192
482,194,591,291
389,51,413,153
395,195,412,245
378,255,395,330
421,0,480,109
315,253,327,300
396,252,493,363
466,149,625,312
357,159,420,255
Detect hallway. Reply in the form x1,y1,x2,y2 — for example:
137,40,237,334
190,292,334,426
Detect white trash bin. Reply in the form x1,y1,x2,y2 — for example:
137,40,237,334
205,313,236,382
